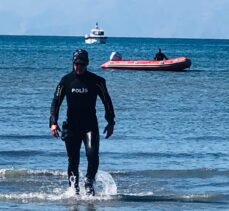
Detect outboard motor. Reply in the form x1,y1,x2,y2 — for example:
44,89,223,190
109,52,122,61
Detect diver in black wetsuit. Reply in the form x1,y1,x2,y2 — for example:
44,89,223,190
154,48,168,61
49,49,115,196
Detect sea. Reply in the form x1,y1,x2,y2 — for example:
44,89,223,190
0,35,229,211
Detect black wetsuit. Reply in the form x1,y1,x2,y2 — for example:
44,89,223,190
50,70,115,185
154,52,168,61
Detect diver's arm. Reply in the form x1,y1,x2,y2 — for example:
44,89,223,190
97,79,115,138
49,80,66,137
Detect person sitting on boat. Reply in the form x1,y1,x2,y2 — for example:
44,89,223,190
154,48,168,61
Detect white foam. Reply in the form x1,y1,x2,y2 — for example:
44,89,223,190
66,170,117,198
0,168,66,177
127,192,154,196
0,169,117,202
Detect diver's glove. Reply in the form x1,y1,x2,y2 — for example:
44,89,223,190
103,123,114,139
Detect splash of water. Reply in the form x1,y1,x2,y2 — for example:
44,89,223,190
0,168,117,201
69,172,76,189
96,170,117,196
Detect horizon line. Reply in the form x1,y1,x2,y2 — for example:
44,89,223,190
0,34,228,41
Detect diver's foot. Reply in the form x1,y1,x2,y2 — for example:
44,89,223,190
75,185,80,195
84,178,95,196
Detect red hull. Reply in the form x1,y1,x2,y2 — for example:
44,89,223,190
101,57,191,71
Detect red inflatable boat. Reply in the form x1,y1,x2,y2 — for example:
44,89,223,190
101,56,191,71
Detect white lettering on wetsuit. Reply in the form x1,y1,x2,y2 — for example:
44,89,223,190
71,88,88,93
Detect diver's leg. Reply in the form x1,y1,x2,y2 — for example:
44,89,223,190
83,129,100,195
65,132,82,193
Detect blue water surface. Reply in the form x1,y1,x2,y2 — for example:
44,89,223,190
0,35,229,210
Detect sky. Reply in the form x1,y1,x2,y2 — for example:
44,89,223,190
0,0,229,39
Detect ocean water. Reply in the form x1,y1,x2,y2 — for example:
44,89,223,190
0,35,229,210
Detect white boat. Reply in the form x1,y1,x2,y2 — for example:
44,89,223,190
85,23,107,44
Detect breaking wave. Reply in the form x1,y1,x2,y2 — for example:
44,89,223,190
111,168,229,179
